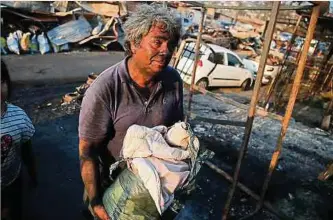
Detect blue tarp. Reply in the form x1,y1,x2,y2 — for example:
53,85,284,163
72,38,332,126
47,16,92,46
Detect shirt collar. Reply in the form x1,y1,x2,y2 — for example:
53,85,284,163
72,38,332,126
119,56,167,85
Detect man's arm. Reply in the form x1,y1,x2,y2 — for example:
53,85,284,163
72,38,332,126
79,139,100,205
79,138,110,220
79,73,114,220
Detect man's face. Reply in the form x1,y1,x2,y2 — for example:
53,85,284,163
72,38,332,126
131,22,178,76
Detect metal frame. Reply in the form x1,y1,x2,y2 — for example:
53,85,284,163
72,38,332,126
222,2,281,219
263,15,303,107
242,5,321,219
173,1,322,219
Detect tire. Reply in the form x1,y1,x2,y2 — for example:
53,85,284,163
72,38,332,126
241,79,251,91
196,78,209,89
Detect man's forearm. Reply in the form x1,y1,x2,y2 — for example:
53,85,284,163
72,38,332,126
79,140,102,206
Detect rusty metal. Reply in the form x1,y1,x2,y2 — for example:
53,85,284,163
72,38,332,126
321,65,333,91
221,2,281,220
185,7,205,123
320,98,333,130
248,5,321,218
205,161,288,219
318,163,333,181
310,43,333,96
263,15,303,107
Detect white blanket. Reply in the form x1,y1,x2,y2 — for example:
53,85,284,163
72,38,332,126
120,123,197,214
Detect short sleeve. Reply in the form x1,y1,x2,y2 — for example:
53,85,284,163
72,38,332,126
21,111,35,142
79,79,113,142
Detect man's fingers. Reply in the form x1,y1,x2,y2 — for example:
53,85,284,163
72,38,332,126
100,209,110,220
94,205,110,220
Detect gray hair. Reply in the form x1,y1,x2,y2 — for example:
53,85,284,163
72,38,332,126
123,4,182,56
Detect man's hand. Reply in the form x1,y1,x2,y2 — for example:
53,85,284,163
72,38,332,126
93,205,110,220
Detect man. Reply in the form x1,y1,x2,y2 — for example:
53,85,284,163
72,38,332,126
78,4,183,220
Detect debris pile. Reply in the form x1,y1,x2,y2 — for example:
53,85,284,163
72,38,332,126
62,72,99,104
0,1,126,55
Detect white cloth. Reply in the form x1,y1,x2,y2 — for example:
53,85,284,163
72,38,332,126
120,123,195,214
165,122,190,150
121,124,190,161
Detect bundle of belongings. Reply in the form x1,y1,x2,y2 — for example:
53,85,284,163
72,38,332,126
103,122,200,220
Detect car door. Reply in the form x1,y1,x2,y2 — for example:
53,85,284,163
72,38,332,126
221,53,248,86
207,52,230,87
176,42,211,85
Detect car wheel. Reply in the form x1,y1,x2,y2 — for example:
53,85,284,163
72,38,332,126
241,79,251,91
196,78,209,89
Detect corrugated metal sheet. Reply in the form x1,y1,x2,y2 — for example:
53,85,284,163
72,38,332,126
75,1,127,17
1,1,51,13
47,16,92,46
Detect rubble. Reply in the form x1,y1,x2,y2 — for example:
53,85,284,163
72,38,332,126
318,163,333,181
75,1,127,17
0,1,127,55
62,72,99,104
1,1,52,13
47,16,92,46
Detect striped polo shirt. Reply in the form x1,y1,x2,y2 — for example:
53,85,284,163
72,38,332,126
1,103,35,188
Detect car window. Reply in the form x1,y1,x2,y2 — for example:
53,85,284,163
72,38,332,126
208,52,224,65
181,43,206,60
182,49,196,60
227,53,242,67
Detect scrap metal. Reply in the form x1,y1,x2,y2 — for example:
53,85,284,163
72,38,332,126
47,16,92,46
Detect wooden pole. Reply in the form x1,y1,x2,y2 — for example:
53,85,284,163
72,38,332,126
263,15,302,107
222,2,280,220
185,7,205,123
256,3,320,212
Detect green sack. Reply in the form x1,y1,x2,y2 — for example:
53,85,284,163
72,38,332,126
103,168,160,220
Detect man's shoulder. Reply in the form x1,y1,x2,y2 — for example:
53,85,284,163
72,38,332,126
162,66,182,83
87,60,128,95
92,61,124,85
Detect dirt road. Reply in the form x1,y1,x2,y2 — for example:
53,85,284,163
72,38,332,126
2,51,124,84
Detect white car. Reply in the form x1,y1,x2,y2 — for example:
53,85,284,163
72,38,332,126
176,42,255,90
242,58,282,84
